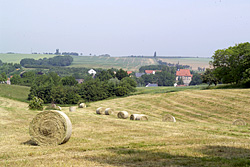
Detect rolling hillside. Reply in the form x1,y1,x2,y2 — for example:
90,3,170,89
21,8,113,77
0,88,249,166
70,56,158,71
0,53,211,71
0,54,55,64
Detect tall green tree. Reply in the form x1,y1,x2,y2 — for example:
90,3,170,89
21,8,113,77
189,73,202,85
211,42,250,85
202,68,218,86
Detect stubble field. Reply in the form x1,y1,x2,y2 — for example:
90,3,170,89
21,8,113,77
0,87,250,167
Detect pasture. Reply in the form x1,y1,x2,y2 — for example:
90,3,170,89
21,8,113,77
0,86,250,167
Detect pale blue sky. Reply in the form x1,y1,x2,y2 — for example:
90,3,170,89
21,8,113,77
0,0,249,57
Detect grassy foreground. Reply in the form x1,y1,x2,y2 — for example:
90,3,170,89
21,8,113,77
0,89,250,166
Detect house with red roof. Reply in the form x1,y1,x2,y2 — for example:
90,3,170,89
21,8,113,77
145,70,162,75
176,69,193,86
127,71,133,75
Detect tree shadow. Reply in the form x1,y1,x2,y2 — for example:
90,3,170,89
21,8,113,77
21,139,38,146
200,145,250,159
76,145,250,167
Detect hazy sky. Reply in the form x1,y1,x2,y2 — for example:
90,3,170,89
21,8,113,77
0,0,249,57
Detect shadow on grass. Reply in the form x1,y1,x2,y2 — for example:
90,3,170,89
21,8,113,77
21,139,38,146
206,84,249,90
78,145,250,167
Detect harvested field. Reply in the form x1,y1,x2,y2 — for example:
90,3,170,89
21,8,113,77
0,89,250,166
158,57,211,70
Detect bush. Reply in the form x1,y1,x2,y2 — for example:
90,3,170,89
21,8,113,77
29,97,44,110
115,86,129,96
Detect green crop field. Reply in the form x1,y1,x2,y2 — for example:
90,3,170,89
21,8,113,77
158,57,212,70
70,56,158,71
0,86,250,167
0,53,55,64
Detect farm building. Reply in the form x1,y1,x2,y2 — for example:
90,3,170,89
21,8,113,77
176,69,193,86
145,70,162,75
135,73,145,78
127,71,133,75
7,78,11,85
75,79,84,84
88,69,96,75
146,83,158,87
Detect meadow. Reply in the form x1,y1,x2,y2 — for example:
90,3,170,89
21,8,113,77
0,84,249,167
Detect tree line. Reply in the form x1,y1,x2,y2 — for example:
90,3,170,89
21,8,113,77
10,68,136,104
20,55,73,68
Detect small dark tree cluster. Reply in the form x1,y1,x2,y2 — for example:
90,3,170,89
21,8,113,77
136,65,176,86
20,55,73,67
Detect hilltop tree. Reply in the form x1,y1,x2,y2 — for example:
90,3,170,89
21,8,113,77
154,51,157,57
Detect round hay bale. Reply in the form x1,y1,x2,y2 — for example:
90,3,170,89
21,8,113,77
51,104,57,109
117,111,129,119
78,103,86,108
57,106,62,111
45,103,60,110
162,114,176,122
96,107,105,115
105,108,113,115
233,119,246,126
130,114,148,121
69,107,76,112
29,110,72,146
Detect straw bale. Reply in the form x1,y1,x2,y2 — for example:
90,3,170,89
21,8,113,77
162,114,176,122
96,107,105,114
105,108,113,115
29,110,72,146
79,103,86,108
46,104,61,110
57,106,62,111
117,111,129,119
130,114,148,121
233,119,246,126
69,107,76,112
